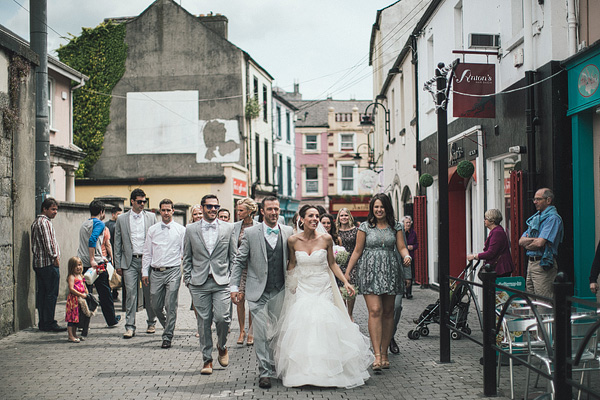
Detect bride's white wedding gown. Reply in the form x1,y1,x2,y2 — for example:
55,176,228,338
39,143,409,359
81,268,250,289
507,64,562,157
273,249,374,388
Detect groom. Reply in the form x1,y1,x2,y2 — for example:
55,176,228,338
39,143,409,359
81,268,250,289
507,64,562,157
230,196,293,389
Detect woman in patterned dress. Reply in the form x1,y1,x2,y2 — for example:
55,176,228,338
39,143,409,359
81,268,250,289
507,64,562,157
344,193,412,371
336,208,358,320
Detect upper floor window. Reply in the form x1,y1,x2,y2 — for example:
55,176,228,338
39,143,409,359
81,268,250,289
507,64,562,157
47,78,54,130
276,106,282,138
338,162,356,194
263,84,268,122
305,134,318,151
286,111,291,143
305,167,319,193
339,133,355,152
253,76,259,100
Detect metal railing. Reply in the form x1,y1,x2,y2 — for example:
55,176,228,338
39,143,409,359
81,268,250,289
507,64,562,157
446,265,600,398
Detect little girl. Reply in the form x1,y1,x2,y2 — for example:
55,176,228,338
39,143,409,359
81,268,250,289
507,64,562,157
66,257,88,343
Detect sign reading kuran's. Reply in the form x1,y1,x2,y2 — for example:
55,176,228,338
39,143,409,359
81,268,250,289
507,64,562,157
453,63,495,118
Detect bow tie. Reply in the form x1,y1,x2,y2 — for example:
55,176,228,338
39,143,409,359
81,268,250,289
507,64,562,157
161,223,170,230
267,227,279,235
203,223,217,231
133,213,141,219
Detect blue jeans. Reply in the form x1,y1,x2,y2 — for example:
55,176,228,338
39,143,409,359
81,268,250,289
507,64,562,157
35,265,60,330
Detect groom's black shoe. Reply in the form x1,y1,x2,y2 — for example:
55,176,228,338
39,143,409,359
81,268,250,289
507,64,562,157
389,338,400,354
258,377,271,389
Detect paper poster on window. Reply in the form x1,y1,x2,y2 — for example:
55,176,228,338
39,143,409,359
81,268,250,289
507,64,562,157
453,63,495,118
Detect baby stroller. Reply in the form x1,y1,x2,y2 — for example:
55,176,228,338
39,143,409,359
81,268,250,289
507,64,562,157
408,260,482,340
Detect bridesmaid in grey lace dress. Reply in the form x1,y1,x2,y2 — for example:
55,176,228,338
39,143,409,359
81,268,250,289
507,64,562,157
344,193,412,372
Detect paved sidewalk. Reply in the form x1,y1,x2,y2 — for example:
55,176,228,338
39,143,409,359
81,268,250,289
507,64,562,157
0,286,518,399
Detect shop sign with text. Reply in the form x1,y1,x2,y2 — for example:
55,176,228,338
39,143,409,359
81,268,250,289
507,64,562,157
453,63,495,118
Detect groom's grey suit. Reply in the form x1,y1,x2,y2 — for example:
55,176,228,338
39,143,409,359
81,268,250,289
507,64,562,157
231,223,293,378
183,219,236,363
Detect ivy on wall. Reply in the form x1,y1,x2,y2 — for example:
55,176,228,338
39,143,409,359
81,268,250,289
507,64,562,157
1,55,30,134
57,22,127,177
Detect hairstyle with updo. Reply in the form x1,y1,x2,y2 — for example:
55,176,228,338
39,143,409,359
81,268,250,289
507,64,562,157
298,204,319,231
238,198,258,216
484,209,503,225
189,204,202,223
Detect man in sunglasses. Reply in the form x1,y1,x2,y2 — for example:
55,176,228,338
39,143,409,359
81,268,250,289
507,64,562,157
114,188,158,339
183,194,236,375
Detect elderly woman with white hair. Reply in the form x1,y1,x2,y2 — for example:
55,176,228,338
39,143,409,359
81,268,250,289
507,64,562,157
467,209,514,277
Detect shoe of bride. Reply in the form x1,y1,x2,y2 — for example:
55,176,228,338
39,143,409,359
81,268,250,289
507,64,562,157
372,354,382,371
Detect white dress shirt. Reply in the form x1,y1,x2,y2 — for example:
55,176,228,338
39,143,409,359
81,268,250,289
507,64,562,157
263,222,280,249
201,219,219,254
142,221,186,277
130,210,146,254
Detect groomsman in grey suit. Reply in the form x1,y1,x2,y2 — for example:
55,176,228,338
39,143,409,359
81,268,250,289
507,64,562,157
114,188,158,339
183,194,236,375
230,196,293,389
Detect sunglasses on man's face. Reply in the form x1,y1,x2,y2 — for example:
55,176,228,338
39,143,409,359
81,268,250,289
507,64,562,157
204,204,221,210
136,200,147,205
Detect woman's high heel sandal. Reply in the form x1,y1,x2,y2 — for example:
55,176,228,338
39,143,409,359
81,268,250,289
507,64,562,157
381,355,390,369
237,330,245,345
372,354,382,371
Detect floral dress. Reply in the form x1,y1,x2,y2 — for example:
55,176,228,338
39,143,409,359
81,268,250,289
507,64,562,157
65,277,85,323
338,226,358,286
356,222,405,295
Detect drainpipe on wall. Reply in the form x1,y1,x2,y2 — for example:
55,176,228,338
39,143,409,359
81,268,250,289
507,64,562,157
523,0,537,205
566,0,578,56
411,34,421,194
31,0,50,213
70,77,86,148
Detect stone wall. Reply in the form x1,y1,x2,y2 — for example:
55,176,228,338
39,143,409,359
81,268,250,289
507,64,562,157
0,35,38,336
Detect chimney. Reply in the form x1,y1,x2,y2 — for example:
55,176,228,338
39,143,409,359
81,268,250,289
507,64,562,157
199,13,228,39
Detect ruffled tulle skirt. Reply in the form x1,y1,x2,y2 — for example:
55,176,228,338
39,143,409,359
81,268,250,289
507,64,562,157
273,275,374,388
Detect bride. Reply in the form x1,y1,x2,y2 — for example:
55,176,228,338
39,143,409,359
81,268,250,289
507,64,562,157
273,204,374,388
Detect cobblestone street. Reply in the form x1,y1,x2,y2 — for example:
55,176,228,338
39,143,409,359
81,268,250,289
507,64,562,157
0,285,533,399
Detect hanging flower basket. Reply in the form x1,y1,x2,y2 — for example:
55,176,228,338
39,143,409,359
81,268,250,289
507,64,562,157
457,160,475,179
419,173,434,188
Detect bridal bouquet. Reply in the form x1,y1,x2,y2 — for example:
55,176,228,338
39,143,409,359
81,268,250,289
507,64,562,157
333,245,349,266
340,284,357,300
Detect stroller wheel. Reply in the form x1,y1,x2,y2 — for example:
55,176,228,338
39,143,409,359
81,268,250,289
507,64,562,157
462,326,472,335
451,331,461,340
420,326,430,336
408,329,421,340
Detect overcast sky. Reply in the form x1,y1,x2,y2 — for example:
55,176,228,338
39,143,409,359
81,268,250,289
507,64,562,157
1,0,399,101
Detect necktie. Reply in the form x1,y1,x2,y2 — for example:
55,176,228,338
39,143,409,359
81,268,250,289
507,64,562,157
267,227,280,235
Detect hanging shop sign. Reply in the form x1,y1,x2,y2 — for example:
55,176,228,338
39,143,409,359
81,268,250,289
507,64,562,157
565,48,600,116
233,178,247,197
453,63,495,118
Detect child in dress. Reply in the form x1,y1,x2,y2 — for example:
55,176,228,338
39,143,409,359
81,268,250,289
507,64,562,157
66,257,88,343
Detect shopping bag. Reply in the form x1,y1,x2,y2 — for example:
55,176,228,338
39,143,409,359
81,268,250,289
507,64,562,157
84,267,98,285
109,270,122,289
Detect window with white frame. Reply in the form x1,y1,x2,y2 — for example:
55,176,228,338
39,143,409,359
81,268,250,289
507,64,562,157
337,161,356,194
305,134,318,151
47,78,54,130
304,166,319,194
339,133,355,152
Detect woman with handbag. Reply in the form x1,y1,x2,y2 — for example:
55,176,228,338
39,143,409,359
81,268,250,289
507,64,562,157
467,209,514,277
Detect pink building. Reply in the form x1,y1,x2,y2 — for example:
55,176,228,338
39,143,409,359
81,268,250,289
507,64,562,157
47,56,87,202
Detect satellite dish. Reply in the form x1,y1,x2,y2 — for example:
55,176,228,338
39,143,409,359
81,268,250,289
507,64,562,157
358,169,378,191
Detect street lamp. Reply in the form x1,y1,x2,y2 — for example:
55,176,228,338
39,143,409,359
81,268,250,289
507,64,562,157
360,101,393,144
353,142,382,171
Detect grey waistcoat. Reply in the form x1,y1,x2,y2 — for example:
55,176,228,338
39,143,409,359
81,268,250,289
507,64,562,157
265,234,284,292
